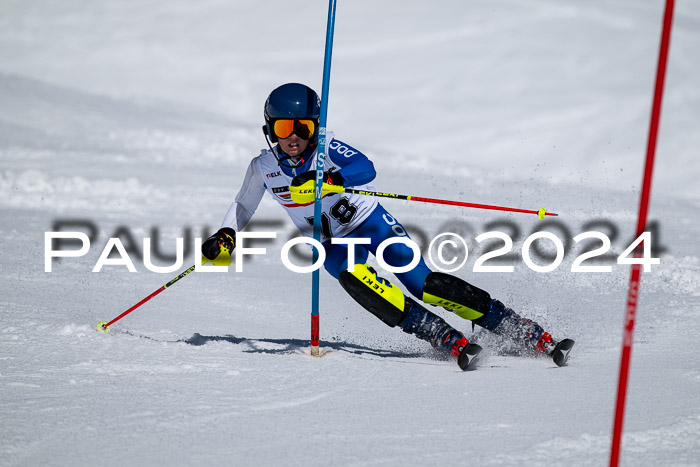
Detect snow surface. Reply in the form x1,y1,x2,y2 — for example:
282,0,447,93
1,1,700,466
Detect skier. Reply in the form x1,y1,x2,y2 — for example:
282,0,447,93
202,83,574,370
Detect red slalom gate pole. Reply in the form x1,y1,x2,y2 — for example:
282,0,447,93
345,188,557,218
97,264,196,332
609,1,674,466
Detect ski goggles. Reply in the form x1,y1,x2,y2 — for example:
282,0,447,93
272,119,316,140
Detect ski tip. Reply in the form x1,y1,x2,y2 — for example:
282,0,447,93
552,339,575,367
458,343,483,371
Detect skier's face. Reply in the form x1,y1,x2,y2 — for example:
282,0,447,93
278,134,309,159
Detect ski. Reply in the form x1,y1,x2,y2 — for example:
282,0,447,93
551,339,575,367
457,343,483,371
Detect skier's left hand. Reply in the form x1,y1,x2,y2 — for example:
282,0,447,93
289,170,344,204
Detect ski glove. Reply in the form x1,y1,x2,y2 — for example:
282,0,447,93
289,170,345,204
202,227,236,260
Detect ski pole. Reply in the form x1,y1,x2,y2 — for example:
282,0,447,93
97,264,196,332
343,188,558,219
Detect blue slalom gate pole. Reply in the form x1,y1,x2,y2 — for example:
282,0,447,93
311,0,338,357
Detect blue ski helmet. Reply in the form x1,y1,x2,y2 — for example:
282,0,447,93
263,83,321,145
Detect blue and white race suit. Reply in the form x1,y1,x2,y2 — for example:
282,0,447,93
221,132,431,296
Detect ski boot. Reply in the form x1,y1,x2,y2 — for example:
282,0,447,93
475,300,575,367
419,272,572,366
399,298,483,371
536,332,575,367
338,264,482,371
453,337,483,371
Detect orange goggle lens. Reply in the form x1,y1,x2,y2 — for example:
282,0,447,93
273,119,315,140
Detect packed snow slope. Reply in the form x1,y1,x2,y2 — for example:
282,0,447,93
1,1,699,466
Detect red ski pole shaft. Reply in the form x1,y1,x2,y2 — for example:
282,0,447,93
344,188,558,218
98,264,196,331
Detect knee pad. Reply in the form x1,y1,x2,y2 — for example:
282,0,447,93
421,272,491,321
338,264,407,327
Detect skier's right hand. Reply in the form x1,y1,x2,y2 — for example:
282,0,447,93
202,227,236,260
289,170,345,204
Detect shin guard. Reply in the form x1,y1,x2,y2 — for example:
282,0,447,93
338,264,407,327
421,272,492,321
